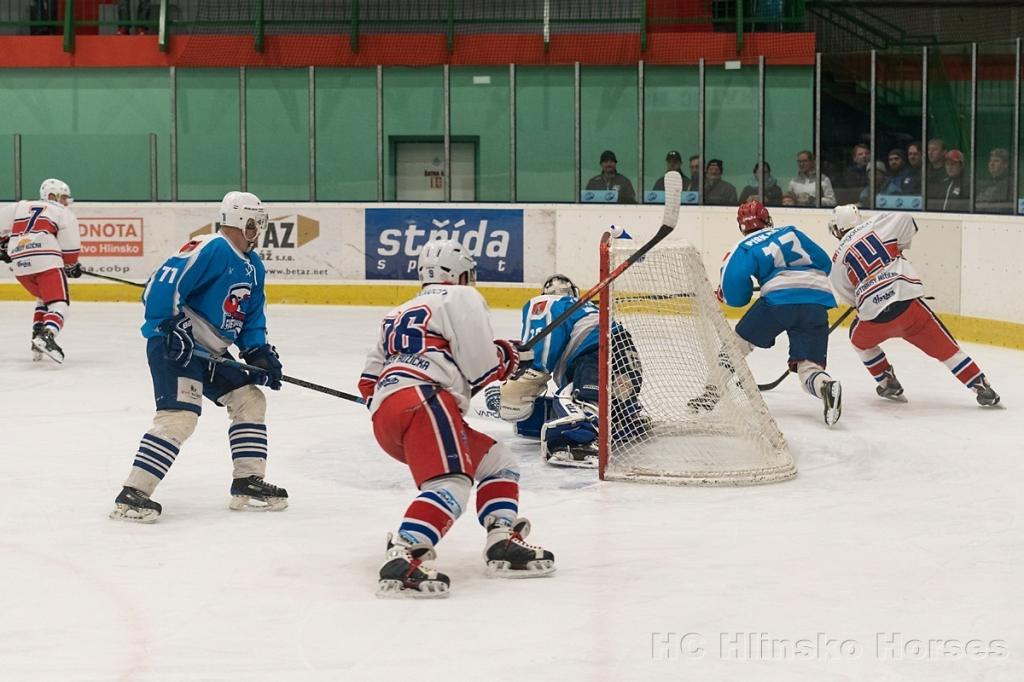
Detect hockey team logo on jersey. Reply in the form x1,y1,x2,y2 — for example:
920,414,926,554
222,283,252,332
364,208,524,282
531,300,549,316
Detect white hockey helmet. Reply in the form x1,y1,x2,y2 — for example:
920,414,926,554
39,178,72,206
542,273,579,298
828,204,863,239
219,191,268,251
418,239,477,286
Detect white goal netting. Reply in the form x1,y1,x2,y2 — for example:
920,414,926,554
599,238,796,486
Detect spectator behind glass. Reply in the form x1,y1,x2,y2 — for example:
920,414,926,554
926,138,949,200
859,161,888,208
652,150,688,191
841,143,870,189
584,150,636,204
907,142,923,172
880,148,920,195
788,150,836,207
739,162,782,205
703,159,738,206
686,154,701,192
940,149,968,212
781,191,797,206
976,147,1012,214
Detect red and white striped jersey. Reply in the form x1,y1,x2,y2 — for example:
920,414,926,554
0,200,80,276
359,284,516,416
829,211,924,321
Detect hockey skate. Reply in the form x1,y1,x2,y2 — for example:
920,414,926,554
31,324,43,362
545,441,598,469
483,516,555,578
821,380,842,427
376,533,451,599
875,369,907,402
687,384,721,413
229,476,288,511
973,377,1001,407
109,486,162,523
31,328,63,364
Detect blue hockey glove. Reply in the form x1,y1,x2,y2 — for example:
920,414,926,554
241,344,283,390
158,313,195,367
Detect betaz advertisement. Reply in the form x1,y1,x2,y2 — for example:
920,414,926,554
364,208,524,282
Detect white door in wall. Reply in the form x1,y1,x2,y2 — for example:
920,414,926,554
395,141,475,201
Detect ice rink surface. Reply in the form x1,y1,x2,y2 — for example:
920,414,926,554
1,301,1021,682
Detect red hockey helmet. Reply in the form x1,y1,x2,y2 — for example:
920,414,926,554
737,199,772,234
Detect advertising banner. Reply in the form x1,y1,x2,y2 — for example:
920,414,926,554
364,208,524,282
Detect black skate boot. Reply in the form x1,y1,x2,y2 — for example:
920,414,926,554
687,384,721,412
229,476,288,511
377,533,451,599
483,517,555,578
31,328,63,364
821,380,842,427
545,441,598,469
31,323,44,362
973,377,1001,407
110,486,162,523
875,369,906,402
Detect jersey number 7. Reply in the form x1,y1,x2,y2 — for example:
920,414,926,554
843,231,893,285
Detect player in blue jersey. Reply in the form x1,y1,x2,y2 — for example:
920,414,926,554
498,274,645,467
691,200,843,426
110,191,288,522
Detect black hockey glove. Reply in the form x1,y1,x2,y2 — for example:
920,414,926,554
241,344,283,391
158,313,195,367
0,234,10,263
64,262,82,278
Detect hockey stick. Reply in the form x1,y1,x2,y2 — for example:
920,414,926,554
522,174,681,352
756,306,856,392
81,270,147,287
194,349,365,404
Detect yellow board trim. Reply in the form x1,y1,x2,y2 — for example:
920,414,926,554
2,283,1020,351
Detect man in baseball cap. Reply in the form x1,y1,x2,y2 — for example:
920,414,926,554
585,149,636,203
652,150,688,191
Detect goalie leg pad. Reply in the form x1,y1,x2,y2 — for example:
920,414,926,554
221,386,269,479
513,397,551,439
125,409,198,495
499,368,550,422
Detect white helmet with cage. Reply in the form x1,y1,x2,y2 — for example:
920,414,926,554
828,204,863,239
219,191,268,250
39,178,72,206
418,239,477,286
542,273,579,298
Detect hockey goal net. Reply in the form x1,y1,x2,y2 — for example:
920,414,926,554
598,234,796,486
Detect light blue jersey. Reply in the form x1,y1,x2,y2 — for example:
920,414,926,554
141,233,268,352
520,294,599,387
720,225,836,309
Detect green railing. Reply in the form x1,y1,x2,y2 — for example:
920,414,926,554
0,0,809,57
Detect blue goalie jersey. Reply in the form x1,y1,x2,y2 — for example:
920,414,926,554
520,294,599,387
720,225,837,309
141,233,269,353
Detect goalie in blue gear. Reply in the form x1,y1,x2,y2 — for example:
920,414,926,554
498,274,645,468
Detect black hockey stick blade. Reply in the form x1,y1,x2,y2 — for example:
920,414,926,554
522,223,675,352
757,305,856,392
195,350,365,404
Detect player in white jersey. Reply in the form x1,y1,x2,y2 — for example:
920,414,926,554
828,205,999,406
0,179,82,363
359,239,555,598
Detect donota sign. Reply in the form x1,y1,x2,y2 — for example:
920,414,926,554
190,214,320,249
78,218,144,257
